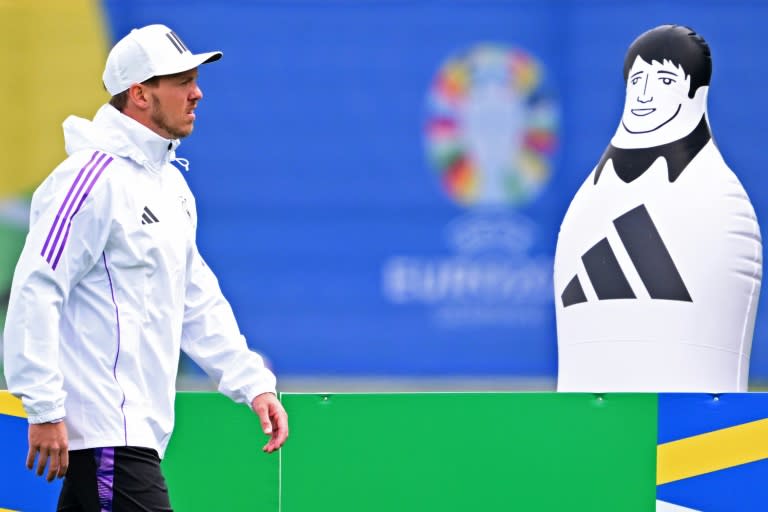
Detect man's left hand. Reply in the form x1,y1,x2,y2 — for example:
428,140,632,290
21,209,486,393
251,392,289,453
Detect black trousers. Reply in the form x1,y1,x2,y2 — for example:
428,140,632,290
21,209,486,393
57,446,172,512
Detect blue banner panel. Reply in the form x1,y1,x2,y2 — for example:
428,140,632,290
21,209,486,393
658,460,768,512
657,393,768,511
99,1,768,380
658,393,768,444
0,413,61,511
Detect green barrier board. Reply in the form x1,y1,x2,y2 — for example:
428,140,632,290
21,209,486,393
162,393,279,511
280,393,657,512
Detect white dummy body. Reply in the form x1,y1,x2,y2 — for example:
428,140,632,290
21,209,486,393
554,26,762,392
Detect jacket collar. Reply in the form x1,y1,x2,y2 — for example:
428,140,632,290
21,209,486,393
64,104,181,173
94,105,181,172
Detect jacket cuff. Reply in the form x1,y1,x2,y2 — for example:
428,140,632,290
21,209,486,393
27,406,66,424
244,377,278,407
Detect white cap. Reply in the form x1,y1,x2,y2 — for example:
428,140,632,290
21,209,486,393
103,24,222,96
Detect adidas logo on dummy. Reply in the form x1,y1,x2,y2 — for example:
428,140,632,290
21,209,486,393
141,206,160,225
560,204,691,307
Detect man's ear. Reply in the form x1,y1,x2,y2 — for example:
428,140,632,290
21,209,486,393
127,83,152,110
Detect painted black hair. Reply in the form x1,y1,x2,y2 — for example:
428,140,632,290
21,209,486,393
623,25,711,98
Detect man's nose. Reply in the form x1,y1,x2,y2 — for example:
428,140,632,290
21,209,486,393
191,85,203,101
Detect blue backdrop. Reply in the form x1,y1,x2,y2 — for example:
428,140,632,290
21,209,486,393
101,1,768,382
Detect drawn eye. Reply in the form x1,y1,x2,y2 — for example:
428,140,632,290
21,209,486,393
660,77,675,85
631,76,641,85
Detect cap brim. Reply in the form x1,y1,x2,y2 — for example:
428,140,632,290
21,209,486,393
201,51,222,64
155,50,223,78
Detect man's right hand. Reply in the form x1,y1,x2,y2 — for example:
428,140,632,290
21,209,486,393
27,422,69,482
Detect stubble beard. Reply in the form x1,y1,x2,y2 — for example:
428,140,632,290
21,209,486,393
150,95,192,140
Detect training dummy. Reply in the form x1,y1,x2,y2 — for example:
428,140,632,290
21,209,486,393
554,25,762,392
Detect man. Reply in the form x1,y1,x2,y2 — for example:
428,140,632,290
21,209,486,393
554,25,761,391
3,24,288,509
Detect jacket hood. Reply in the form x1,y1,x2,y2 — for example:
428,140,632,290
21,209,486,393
63,104,181,173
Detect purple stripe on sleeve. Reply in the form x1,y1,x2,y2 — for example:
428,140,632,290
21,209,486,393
40,150,99,258
103,252,127,445
46,152,106,264
94,447,115,512
51,156,114,270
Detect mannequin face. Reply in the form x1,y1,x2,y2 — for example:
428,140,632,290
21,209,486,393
620,56,692,135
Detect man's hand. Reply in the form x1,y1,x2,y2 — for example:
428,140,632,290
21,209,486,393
27,422,69,482
251,392,289,453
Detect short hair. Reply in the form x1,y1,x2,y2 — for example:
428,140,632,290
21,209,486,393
106,76,161,112
108,90,129,111
623,25,711,98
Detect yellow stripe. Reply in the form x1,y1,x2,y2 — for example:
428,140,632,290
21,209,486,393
657,418,768,485
0,391,25,418
0,508,20,512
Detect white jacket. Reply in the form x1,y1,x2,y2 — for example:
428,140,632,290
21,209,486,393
3,104,276,457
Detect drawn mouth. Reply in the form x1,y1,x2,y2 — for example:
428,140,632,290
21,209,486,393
622,104,681,134
631,108,656,117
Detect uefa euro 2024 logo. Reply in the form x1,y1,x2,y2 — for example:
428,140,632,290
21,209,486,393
381,45,559,327
425,45,558,208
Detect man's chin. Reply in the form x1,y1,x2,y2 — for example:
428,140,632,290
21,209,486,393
171,125,194,140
